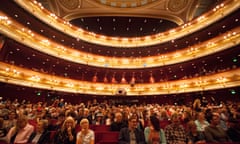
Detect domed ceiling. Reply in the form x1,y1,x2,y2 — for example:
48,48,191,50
0,0,239,97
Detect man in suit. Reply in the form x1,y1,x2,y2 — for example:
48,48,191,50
118,115,146,144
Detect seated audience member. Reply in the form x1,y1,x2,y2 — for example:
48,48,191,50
6,115,34,144
95,113,105,125
194,112,209,132
105,112,115,126
186,121,206,144
144,115,166,144
76,118,94,144
118,115,146,144
3,111,17,132
29,119,50,144
226,118,240,142
132,112,145,131
110,112,127,131
77,108,92,125
0,118,7,141
54,116,76,144
204,112,231,143
164,113,187,144
48,112,65,131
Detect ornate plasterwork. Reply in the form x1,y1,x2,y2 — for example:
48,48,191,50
95,0,158,8
58,0,80,10
42,0,198,25
167,0,188,12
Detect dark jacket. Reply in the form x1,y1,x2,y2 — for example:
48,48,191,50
28,130,51,144
54,128,76,144
111,121,128,131
118,127,146,144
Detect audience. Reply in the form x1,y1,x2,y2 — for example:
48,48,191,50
0,118,7,141
186,120,206,144
6,115,34,144
118,115,146,144
48,112,65,131
3,111,17,132
195,112,209,132
204,112,231,143
144,115,166,144
110,112,127,131
226,117,240,142
54,116,76,144
164,113,187,144
0,98,239,144
29,119,50,144
76,118,94,144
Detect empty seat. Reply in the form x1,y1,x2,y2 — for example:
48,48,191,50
92,125,110,131
96,131,119,144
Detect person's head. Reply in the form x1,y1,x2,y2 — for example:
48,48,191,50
8,111,17,120
36,119,48,133
16,116,28,131
186,120,197,133
62,116,75,131
58,112,65,121
115,112,123,122
80,118,89,130
128,115,138,130
227,117,239,128
83,108,89,116
209,112,220,126
170,113,181,125
197,112,205,121
149,115,160,131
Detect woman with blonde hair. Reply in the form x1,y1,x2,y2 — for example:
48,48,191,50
6,115,34,144
76,118,94,144
54,116,76,144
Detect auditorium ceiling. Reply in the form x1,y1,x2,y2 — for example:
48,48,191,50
0,0,239,97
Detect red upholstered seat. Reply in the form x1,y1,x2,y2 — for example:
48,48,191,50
95,131,119,144
92,125,110,131
160,120,170,129
49,130,57,140
28,119,37,130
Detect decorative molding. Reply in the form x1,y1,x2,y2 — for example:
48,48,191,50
0,62,239,96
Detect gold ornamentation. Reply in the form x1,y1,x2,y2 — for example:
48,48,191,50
59,0,79,10
168,0,188,12
95,0,157,8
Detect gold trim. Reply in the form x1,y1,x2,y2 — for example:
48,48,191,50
0,62,239,96
14,0,240,47
0,14,239,68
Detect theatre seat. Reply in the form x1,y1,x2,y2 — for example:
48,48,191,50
49,130,57,140
160,120,170,129
92,125,110,131
95,131,119,144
